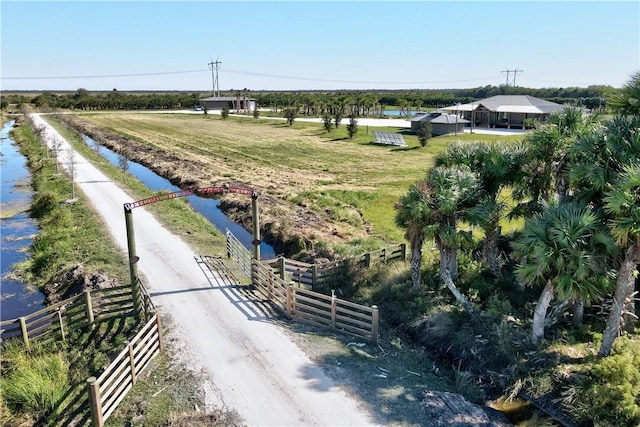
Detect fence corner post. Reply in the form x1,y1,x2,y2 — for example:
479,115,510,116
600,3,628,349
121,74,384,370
371,305,379,345
400,243,407,261
365,252,372,268
87,376,104,427
279,257,286,279
286,286,293,318
19,317,29,348
85,290,95,328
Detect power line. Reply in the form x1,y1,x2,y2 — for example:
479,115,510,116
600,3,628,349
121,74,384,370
2,67,500,86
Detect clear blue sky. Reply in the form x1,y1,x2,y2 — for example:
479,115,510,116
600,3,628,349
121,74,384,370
1,1,638,92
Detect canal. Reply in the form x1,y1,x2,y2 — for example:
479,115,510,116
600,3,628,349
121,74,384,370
80,134,276,259
1,120,46,321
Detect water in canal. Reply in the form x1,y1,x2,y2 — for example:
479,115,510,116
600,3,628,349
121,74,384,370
81,135,276,259
1,120,46,321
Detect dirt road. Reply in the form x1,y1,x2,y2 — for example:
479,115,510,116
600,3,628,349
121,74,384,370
30,113,381,426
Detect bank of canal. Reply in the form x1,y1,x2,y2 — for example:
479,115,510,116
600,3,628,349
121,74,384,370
80,134,276,259
1,120,45,321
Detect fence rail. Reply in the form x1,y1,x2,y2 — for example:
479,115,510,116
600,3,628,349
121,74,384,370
250,259,378,344
226,228,252,277
87,314,163,426
263,243,406,290
1,281,155,347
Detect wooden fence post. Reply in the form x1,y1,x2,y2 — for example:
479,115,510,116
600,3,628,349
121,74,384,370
57,308,66,343
87,376,104,427
364,252,372,268
371,305,379,345
126,340,136,385
286,286,293,318
400,243,407,261
279,257,286,280
19,317,29,348
85,290,95,328
331,290,337,329
296,268,302,288
155,314,164,352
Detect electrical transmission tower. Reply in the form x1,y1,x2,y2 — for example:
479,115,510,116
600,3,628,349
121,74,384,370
501,68,524,87
512,68,523,87
208,58,222,97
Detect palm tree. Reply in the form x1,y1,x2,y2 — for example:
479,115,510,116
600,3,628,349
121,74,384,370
395,166,478,312
515,202,615,344
395,180,430,291
598,162,640,356
569,115,640,346
436,142,526,277
609,70,640,116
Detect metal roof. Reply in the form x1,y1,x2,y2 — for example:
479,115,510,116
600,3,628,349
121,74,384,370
441,95,566,114
200,96,256,101
411,112,470,124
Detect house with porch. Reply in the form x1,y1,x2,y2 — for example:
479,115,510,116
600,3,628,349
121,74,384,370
442,95,567,130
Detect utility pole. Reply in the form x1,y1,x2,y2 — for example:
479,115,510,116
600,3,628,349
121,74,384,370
208,58,222,97
501,69,511,86
513,68,523,87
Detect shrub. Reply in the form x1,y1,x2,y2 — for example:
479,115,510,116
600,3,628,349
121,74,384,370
577,337,640,426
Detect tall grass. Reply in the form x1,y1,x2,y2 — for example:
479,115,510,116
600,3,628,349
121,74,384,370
1,342,69,419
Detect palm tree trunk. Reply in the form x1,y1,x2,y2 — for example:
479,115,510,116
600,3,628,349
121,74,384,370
599,245,640,357
533,280,554,344
410,235,424,290
572,297,584,327
622,282,637,333
484,223,501,277
439,247,473,313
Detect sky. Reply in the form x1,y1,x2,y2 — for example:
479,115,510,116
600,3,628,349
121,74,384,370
1,1,638,92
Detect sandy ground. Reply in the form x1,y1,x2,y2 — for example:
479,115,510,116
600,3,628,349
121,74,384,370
30,113,382,426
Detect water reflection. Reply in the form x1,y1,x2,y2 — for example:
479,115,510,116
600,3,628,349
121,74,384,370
1,120,46,321
81,135,276,259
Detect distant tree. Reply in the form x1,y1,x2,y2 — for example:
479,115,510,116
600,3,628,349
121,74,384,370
333,106,344,129
66,149,77,200
322,112,333,133
221,106,229,119
347,114,358,139
253,108,260,121
417,121,432,147
118,150,130,182
284,108,297,126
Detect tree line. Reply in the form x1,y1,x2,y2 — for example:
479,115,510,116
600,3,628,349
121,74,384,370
1,84,616,115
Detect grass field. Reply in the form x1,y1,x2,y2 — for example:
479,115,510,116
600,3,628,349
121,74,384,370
77,112,524,256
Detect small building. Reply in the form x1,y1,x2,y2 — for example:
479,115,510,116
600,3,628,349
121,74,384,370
410,112,469,136
442,95,567,130
199,96,257,112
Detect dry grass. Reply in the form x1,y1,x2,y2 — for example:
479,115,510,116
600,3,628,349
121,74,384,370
75,113,523,255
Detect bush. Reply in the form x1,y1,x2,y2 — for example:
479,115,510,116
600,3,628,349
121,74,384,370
577,337,640,426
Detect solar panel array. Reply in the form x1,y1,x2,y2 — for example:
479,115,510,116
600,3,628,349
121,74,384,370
372,131,406,147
